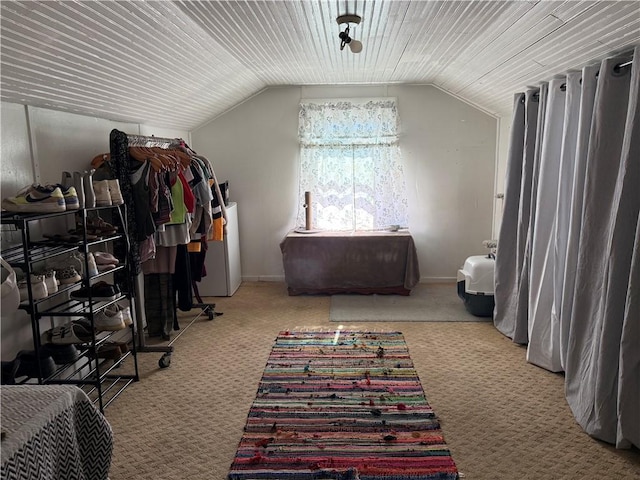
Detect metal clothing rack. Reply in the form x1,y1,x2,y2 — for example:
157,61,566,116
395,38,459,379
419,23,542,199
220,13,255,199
109,129,219,368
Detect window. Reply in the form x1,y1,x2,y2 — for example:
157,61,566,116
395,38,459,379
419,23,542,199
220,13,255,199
297,98,408,231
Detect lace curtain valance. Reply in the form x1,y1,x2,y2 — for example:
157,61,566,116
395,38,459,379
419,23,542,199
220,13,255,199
298,99,399,147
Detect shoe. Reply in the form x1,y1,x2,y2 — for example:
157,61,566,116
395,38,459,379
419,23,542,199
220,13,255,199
85,216,117,234
107,303,132,327
1,360,20,385
94,251,119,265
15,350,57,379
66,228,100,241
46,321,94,345
2,184,66,213
61,171,73,189
18,275,48,301
72,171,85,208
87,252,98,277
83,170,96,208
92,180,112,207
107,179,124,205
96,263,117,272
39,269,59,294
72,252,98,278
94,307,125,331
43,184,79,210
70,281,120,301
92,343,122,361
55,266,81,284
41,343,80,364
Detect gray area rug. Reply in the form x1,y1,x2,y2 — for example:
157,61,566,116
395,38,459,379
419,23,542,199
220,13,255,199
330,282,492,322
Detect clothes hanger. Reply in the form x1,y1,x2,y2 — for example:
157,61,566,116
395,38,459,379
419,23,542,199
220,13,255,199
130,147,162,172
91,153,110,169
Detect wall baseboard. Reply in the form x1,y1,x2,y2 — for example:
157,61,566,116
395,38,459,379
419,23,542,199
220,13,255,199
242,275,285,282
241,276,456,284
420,277,456,284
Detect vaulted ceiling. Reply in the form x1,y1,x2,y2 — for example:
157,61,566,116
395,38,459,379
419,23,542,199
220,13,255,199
1,1,639,130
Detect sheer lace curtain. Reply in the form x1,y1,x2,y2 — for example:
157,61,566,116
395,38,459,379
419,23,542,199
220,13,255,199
297,99,408,231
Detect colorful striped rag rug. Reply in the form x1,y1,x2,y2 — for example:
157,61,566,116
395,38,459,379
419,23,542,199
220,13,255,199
228,330,459,479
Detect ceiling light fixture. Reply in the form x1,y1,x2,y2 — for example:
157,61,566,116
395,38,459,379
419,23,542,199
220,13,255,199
336,14,363,53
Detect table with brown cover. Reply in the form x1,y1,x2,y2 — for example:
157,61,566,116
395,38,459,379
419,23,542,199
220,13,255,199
280,230,420,295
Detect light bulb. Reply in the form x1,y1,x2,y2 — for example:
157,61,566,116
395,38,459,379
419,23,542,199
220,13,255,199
349,39,363,53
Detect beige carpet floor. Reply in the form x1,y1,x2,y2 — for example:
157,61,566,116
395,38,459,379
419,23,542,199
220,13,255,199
105,281,640,480
330,282,491,322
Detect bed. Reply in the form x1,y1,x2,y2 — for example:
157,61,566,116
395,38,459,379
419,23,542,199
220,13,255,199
1,385,113,480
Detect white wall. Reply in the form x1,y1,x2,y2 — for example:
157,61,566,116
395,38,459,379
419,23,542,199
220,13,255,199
191,85,498,282
493,114,513,238
0,102,189,360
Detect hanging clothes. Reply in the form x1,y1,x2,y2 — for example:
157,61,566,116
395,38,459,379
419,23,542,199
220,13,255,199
173,244,193,312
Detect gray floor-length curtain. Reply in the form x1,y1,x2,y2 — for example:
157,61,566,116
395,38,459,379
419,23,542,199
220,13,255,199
512,90,540,345
619,208,640,448
608,59,640,448
494,90,542,345
559,65,599,369
527,79,566,372
552,72,581,370
564,48,639,447
494,47,639,448
514,84,547,345
493,93,525,339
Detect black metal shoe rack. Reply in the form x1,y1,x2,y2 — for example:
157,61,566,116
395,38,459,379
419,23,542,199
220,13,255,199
0,206,140,412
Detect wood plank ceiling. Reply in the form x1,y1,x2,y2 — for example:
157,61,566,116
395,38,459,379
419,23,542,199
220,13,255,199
1,1,639,130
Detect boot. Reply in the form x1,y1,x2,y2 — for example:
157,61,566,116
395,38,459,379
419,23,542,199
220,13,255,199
72,171,85,208
92,180,112,207
83,169,96,208
61,171,73,189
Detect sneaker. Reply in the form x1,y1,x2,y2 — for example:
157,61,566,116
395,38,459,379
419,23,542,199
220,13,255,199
72,252,98,278
46,321,94,345
94,307,125,331
92,180,112,207
107,179,124,205
56,266,81,284
2,184,66,213
43,184,79,210
18,275,48,301
111,303,133,327
70,281,120,301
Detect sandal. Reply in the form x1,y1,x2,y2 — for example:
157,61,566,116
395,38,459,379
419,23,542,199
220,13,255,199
43,233,82,244
85,216,117,234
67,228,100,241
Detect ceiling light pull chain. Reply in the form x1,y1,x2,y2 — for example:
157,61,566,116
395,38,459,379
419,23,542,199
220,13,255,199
336,14,363,54
339,25,351,51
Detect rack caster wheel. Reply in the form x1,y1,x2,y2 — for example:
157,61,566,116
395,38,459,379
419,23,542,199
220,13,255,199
159,353,172,369
207,309,214,320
